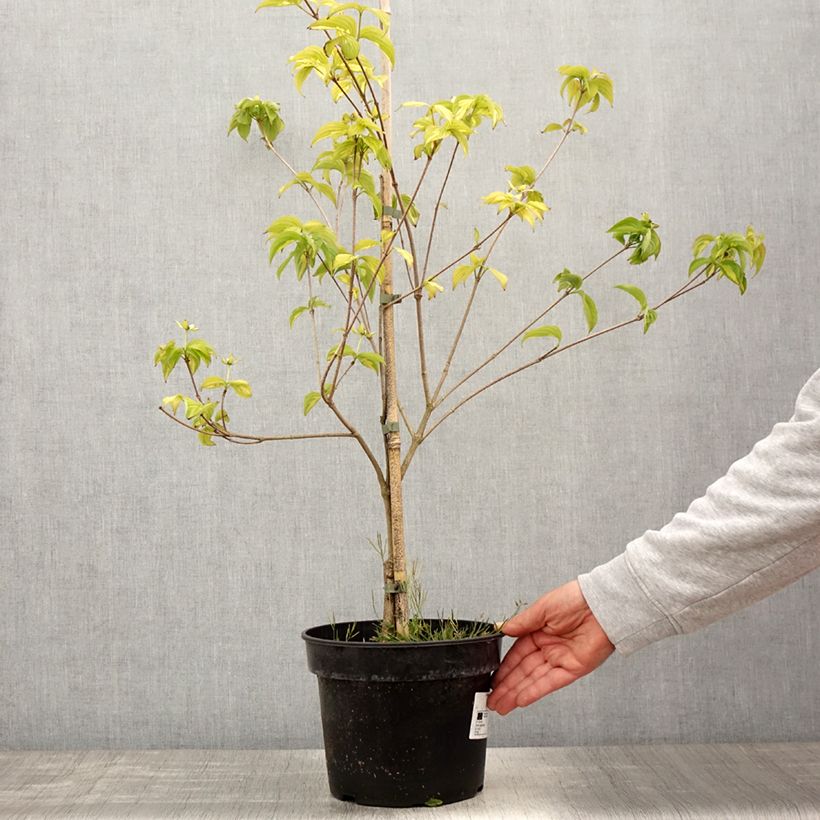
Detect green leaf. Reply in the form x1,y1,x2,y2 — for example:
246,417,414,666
396,193,420,226
185,348,202,375
522,324,562,345
303,391,322,416
333,252,356,271
187,339,215,366
488,267,508,290
577,290,598,333
559,64,591,79
614,283,648,311
289,305,308,328
162,394,184,414
183,397,204,419
154,340,172,366
201,376,227,390
505,164,536,187
256,0,302,8
542,122,564,133
162,347,183,381
326,343,357,361
359,24,395,66
354,238,379,252
422,279,444,299
197,431,216,447
642,308,658,334
692,233,715,257
452,264,473,288
228,380,253,398
308,14,358,37
394,247,414,266
356,351,385,372
746,225,766,274
553,268,582,292
688,257,712,276
607,217,646,242
592,74,614,106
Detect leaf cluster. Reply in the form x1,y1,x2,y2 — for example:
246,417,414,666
608,213,662,264
614,283,657,333
404,94,504,159
265,216,344,280
153,322,216,382
228,97,284,143
558,65,614,112
156,324,252,447
689,226,766,294
542,64,613,134
452,251,507,291
282,2,392,102
482,165,549,227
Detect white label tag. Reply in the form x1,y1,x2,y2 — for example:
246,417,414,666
469,692,490,740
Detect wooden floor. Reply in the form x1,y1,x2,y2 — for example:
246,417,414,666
0,744,818,819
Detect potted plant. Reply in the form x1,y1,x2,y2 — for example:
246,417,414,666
153,0,766,807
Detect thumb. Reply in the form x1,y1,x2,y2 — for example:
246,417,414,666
502,593,552,637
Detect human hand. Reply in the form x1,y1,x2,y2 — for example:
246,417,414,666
487,580,615,715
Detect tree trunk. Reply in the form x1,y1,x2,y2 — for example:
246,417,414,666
379,0,409,635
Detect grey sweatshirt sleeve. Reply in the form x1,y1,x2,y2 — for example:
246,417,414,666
577,368,820,656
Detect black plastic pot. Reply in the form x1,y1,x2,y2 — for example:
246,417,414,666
303,620,502,808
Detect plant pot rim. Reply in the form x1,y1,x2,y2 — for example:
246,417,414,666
302,619,502,649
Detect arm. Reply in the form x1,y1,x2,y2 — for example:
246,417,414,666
579,366,820,655
488,367,820,715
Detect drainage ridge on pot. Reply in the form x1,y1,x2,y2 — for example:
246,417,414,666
303,620,503,808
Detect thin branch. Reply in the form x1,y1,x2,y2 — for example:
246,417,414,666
329,151,360,393
321,395,387,488
421,142,459,281
437,245,630,407
303,2,370,118
430,222,507,403
397,399,415,438
413,292,432,408
261,135,332,227
423,275,711,443
395,216,511,302
395,101,583,305
333,357,357,390
534,98,581,183
322,156,433,390
334,180,345,236
158,406,354,443
432,275,481,403
306,272,323,385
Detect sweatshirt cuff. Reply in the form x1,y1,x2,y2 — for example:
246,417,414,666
577,552,680,656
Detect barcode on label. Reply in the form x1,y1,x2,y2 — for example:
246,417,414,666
469,692,490,740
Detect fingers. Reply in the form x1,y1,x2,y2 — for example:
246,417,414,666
493,651,548,695
515,665,576,708
490,634,538,688
491,655,578,715
490,646,547,710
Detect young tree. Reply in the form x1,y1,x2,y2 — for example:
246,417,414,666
155,0,766,637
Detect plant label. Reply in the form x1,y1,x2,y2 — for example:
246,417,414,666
469,692,490,740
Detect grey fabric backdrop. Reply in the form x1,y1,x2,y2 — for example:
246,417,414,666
1,0,818,750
